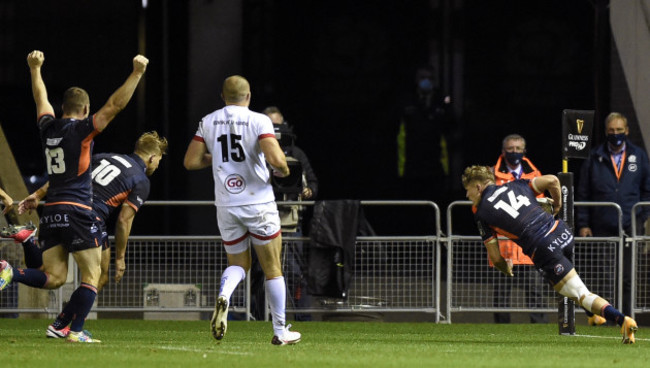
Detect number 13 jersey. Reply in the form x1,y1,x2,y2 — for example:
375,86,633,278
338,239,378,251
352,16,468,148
473,179,558,257
192,105,277,207
38,114,99,208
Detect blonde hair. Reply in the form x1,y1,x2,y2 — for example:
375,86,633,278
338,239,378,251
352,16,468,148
62,87,89,114
222,75,250,103
134,131,168,156
461,165,495,187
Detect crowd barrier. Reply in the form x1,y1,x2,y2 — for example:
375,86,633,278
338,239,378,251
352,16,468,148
446,201,622,323
0,201,442,322
0,200,646,322
631,202,650,317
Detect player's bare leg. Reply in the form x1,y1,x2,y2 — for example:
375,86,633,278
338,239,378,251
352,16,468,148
47,246,102,341
39,245,70,288
65,247,102,343
98,247,111,291
254,236,301,345
212,247,250,340
555,269,637,344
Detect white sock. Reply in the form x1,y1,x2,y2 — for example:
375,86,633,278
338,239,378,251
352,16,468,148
218,265,246,300
265,276,286,336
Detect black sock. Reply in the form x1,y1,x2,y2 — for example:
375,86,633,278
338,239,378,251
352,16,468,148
21,238,43,269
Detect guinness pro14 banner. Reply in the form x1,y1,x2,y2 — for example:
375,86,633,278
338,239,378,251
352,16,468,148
562,109,594,159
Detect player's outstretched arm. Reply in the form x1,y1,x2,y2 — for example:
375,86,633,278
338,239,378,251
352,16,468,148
18,182,49,215
113,204,136,283
184,140,212,170
94,55,149,132
27,50,54,118
260,137,289,177
0,188,13,215
485,239,514,277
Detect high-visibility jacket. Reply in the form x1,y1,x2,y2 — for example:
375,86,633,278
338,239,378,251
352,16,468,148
490,155,542,265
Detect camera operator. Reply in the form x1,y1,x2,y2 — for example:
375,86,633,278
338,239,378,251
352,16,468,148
249,106,318,321
264,106,318,202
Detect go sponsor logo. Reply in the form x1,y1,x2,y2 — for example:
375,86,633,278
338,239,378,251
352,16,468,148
225,174,246,194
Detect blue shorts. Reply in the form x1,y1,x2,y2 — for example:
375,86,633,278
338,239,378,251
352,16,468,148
39,204,103,253
97,217,109,251
530,220,575,286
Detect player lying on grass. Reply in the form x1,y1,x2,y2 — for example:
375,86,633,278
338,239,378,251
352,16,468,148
462,165,638,343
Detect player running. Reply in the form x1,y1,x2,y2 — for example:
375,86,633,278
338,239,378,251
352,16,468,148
462,165,638,343
184,75,300,345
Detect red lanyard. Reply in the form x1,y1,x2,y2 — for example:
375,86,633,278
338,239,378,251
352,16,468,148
610,151,626,181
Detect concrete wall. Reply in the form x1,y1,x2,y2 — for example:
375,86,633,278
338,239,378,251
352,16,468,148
610,1,650,150
187,0,243,124
184,0,243,231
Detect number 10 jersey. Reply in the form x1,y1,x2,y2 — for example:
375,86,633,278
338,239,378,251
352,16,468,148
91,152,150,220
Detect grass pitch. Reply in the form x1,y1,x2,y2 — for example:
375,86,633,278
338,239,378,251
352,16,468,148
0,319,647,367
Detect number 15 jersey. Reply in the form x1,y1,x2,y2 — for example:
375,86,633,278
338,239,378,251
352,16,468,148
473,179,558,257
192,105,277,207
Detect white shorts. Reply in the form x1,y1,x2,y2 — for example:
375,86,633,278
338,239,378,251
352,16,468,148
216,201,281,254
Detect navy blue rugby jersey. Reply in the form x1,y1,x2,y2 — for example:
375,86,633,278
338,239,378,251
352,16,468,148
38,114,99,207
90,152,150,221
473,179,558,256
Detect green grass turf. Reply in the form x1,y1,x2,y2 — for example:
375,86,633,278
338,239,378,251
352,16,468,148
0,319,647,368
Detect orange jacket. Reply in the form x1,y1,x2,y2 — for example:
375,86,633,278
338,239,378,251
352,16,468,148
489,155,542,265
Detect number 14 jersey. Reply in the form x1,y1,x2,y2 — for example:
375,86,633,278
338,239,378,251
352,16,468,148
473,179,558,257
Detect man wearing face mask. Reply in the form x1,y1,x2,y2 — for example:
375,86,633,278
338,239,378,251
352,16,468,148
491,134,547,324
576,112,650,317
396,65,451,201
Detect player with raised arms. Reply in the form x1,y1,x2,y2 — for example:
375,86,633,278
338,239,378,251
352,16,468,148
0,50,148,343
4,131,167,338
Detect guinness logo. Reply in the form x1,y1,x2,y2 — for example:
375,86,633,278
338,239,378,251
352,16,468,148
576,119,584,134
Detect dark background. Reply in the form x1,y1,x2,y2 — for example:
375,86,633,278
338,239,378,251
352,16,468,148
0,0,625,235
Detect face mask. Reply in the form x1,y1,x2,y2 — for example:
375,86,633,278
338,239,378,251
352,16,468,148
418,78,433,92
606,133,626,147
504,152,524,166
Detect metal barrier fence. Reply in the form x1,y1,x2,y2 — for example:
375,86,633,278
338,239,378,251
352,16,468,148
631,202,650,317
0,236,252,318
445,200,623,323
0,200,442,322
97,236,249,319
3,199,646,322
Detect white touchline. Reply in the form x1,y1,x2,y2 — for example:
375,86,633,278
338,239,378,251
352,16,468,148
154,346,253,356
572,334,647,342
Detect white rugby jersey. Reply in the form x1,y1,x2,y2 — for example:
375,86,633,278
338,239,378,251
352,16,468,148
193,105,277,206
